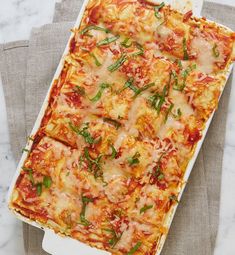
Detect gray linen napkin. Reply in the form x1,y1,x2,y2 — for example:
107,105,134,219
0,1,234,254
0,41,28,162
53,0,83,23
201,3,235,249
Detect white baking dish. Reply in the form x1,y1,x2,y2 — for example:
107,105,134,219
7,0,233,254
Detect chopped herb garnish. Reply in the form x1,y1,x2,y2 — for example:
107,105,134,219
169,195,179,203
119,77,138,94
22,167,35,185
90,53,102,66
171,70,179,88
212,43,220,58
183,37,189,60
28,172,35,185
103,228,122,248
173,64,196,91
84,147,103,178
127,152,140,166
176,59,183,70
177,108,182,117
36,183,42,196
69,122,100,144
119,78,154,97
82,196,94,203
108,54,127,72
152,153,165,181
158,173,165,180
22,148,29,153
164,103,174,123
121,38,132,48
134,82,155,97
110,144,117,159
74,85,86,96
132,43,144,56
22,167,32,171
154,2,165,19
80,195,94,226
140,205,153,214
172,107,182,119
126,241,142,255
153,164,165,180
103,117,121,129
43,176,52,188
89,83,110,102
27,136,34,141
148,85,168,114
80,25,110,35
97,35,120,46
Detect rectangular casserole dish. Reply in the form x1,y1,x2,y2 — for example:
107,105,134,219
7,0,235,254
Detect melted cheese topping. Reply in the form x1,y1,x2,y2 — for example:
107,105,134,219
10,0,235,255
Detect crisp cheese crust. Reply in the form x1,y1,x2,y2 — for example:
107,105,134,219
10,1,235,254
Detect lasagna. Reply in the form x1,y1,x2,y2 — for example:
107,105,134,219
9,0,235,254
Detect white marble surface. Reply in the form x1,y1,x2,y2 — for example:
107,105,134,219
0,0,235,255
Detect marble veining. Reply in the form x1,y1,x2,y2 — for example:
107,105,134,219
0,0,58,43
0,0,235,254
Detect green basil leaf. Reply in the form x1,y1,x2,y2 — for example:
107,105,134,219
103,228,122,248
212,43,220,58
21,148,29,153
84,147,103,178
80,195,94,226
90,83,110,102
90,53,102,66
149,85,168,114
175,59,183,69
153,164,165,180
69,122,99,144
36,183,42,196
154,2,165,19
22,167,35,185
132,43,144,56
110,144,117,159
80,215,91,226
157,173,165,180
177,108,182,117
108,54,127,72
183,37,189,60
119,77,139,95
27,136,34,141
126,241,142,255
82,195,94,204
120,79,155,97
97,35,120,46
164,103,174,123
127,152,140,166
134,82,155,97
140,204,153,214
74,86,86,96
121,38,132,48
80,25,110,35
171,70,179,88
43,176,52,188
173,64,196,91
103,117,121,129
169,195,179,203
